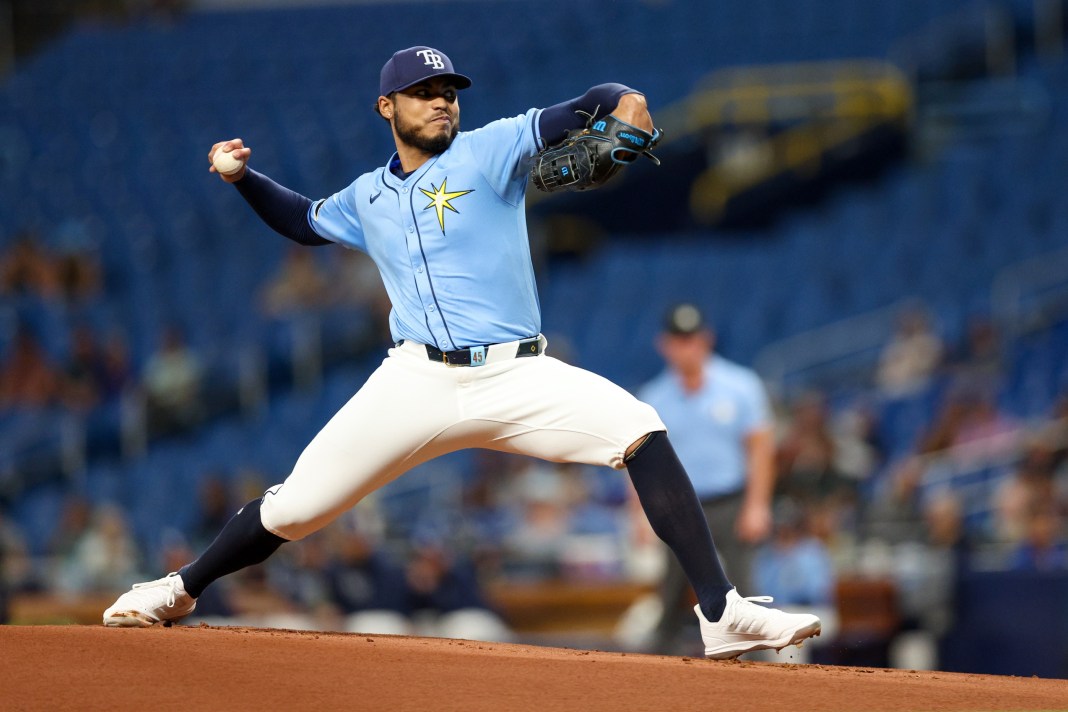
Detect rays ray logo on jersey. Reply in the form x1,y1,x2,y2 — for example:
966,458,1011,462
420,178,474,234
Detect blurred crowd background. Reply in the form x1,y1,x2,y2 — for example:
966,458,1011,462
2,0,1068,678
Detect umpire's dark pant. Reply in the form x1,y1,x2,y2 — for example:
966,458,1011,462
652,490,752,654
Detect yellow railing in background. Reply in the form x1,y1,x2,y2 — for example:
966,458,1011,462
654,60,914,224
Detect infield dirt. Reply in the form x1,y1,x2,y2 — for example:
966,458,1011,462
1,625,1066,711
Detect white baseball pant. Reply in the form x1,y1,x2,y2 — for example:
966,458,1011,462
259,335,665,540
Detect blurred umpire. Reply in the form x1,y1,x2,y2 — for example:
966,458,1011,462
637,303,776,653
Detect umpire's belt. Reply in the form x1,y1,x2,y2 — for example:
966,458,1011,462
425,336,543,366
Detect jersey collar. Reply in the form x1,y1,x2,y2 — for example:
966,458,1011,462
381,152,441,188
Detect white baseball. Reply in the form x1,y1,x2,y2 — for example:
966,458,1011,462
213,148,245,176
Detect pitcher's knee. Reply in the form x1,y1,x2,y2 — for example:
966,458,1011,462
258,485,331,541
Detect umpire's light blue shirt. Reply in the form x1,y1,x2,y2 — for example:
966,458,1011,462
308,109,544,350
638,357,771,499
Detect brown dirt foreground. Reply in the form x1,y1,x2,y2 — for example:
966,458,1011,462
2,625,1067,712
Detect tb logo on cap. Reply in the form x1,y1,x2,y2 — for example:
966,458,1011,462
416,49,445,69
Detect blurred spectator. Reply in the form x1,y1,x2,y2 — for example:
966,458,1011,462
58,323,108,412
947,316,1004,395
230,466,270,506
951,390,1017,453
751,500,835,606
54,503,143,594
913,386,1017,464
324,517,411,635
259,247,332,317
142,324,203,436
190,472,236,551
47,495,94,563
1,512,37,621
776,391,854,506
862,456,928,545
830,401,884,484
459,450,519,566
98,329,134,401
911,492,967,633
335,248,391,329
1045,396,1068,507
490,457,629,583
500,461,578,580
924,491,968,554
52,220,102,303
404,532,511,642
560,466,630,582
916,393,969,455
876,306,943,398
1006,500,1067,571
0,233,59,298
0,324,61,410
885,491,968,670
1041,393,1068,460
267,535,341,630
993,437,1061,544
637,302,776,653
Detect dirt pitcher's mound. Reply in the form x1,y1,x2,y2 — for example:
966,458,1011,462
2,625,1066,711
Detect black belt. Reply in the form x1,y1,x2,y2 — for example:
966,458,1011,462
425,337,542,366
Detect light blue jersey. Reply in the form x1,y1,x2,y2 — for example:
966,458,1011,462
308,108,545,351
638,357,771,499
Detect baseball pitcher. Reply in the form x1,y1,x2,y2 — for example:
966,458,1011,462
103,46,820,659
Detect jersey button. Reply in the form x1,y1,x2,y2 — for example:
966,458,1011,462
417,267,424,273
427,305,435,312
407,226,414,233
402,187,409,193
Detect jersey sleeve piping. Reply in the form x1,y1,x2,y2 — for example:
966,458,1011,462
307,200,337,242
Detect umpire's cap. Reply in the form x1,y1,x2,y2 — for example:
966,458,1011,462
379,46,472,96
663,303,709,335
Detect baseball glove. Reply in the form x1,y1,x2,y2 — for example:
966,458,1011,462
531,113,662,192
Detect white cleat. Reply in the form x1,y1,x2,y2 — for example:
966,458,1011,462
696,589,821,660
103,572,197,627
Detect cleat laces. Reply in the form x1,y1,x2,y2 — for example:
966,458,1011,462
131,575,181,608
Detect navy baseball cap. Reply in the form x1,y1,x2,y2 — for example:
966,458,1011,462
663,303,708,335
379,46,472,96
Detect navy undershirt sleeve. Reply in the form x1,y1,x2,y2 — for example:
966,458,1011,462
538,83,638,146
233,169,330,246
